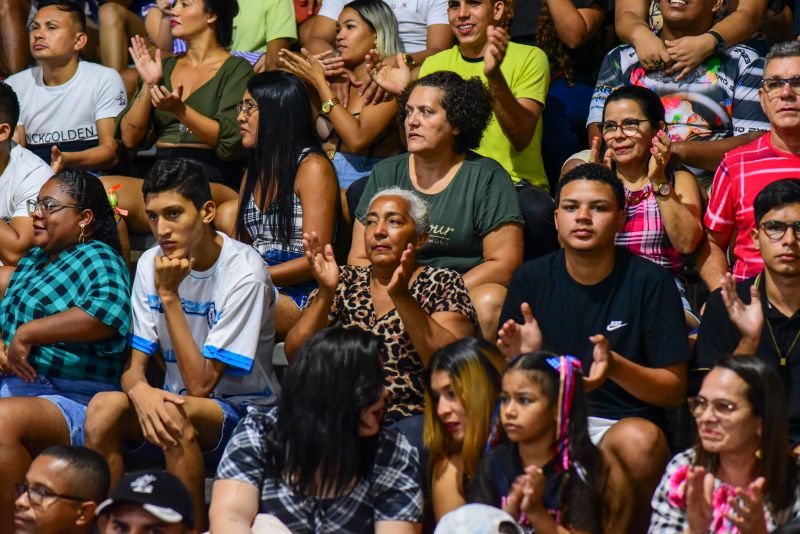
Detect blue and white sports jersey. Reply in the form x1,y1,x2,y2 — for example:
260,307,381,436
130,232,279,404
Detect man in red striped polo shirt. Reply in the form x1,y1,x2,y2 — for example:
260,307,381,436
700,41,800,291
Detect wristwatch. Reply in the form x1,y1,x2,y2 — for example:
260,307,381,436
321,97,340,114
706,30,726,52
403,53,416,69
652,181,673,198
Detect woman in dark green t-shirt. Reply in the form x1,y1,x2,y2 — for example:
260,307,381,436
102,0,251,235
349,72,524,339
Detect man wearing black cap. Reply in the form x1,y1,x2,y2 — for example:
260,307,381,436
96,471,197,534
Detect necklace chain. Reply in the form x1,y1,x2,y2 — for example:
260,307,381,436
755,273,800,366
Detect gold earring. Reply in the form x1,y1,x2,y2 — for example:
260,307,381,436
79,223,85,244
755,449,763,460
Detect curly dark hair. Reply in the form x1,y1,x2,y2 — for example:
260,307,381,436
537,3,574,84
52,171,122,255
398,71,492,154
202,0,238,48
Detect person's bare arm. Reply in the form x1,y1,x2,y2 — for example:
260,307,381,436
608,357,687,408
144,1,174,52
54,118,119,171
408,24,452,65
614,0,671,65
268,155,338,287
671,132,762,172
462,223,523,289
257,38,292,73
347,219,372,266
545,0,605,49
0,216,35,265
209,479,260,534
375,521,422,534
305,15,337,54
696,228,733,291
655,170,703,254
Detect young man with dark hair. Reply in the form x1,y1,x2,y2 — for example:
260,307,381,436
14,445,110,534
96,471,197,534
84,159,280,530
497,162,689,530
696,178,800,450
6,0,126,174
0,81,54,266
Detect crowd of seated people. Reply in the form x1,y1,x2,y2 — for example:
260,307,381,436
3,0,800,531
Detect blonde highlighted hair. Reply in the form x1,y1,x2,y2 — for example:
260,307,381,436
424,337,506,479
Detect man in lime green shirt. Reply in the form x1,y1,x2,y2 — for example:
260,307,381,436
418,0,550,189
231,0,297,72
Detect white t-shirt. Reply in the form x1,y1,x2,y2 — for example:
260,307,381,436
130,232,280,404
6,61,127,159
0,143,52,222
319,0,448,53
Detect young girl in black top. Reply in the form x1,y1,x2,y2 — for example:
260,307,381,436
470,352,631,533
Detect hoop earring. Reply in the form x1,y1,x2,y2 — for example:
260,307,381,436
79,223,86,244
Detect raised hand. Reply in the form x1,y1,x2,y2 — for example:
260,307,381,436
129,35,162,86
50,145,65,174
387,244,415,297
584,334,613,391
303,231,340,294
496,302,543,360
279,48,327,89
366,51,411,96
719,273,764,342
685,466,714,534
484,25,509,78
315,50,346,79
589,136,613,169
154,255,193,298
150,83,185,114
726,478,768,534
648,129,671,180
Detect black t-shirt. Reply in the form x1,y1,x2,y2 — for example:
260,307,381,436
499,248,689,426
695,275,800,443
469,442,598,532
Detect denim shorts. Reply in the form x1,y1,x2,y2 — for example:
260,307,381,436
332,152,381,188
122,397,246,469
0,375,119,446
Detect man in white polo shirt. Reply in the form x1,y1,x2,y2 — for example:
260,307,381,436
6,0,126,174
84,159,280,531
0,81,53,266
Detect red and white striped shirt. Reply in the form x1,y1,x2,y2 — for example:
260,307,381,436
705,133,800,279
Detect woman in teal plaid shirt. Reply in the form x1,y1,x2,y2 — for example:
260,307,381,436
0,170,131,531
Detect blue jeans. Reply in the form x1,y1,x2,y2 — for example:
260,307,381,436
332,152,381,188
0,375,119,446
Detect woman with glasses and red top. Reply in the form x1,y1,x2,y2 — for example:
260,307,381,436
591,85,703,326
649,354,800,533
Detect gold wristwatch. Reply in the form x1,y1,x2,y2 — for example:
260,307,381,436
403,53,416,69
321,97,340,114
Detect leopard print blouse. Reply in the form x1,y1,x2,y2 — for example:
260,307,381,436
307,265,478,424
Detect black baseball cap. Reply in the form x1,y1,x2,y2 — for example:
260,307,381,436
96,470,194,527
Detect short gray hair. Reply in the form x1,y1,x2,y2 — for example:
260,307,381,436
367,187,430,236
766,41,800,69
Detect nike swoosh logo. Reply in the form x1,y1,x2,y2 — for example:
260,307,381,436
606,323,627,331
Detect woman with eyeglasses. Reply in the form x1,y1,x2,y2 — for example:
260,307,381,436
649,355,800,533
215,71,338,338
0,171,131,531
592,85,703,325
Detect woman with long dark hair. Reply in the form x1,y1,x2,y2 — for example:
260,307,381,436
218,71,338,337
649,355,800,532
210,327,422,533
0,170,130,530
424,337,506,520
469,352,631,532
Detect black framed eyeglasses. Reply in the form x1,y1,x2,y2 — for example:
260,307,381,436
687,396,739,418
236,101,258,117
15,483,87,508
26,199,83,217
759,220,800,241
601,118,651,137
761,76,800,96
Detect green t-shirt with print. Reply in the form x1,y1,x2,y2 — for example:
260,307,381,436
419,43,550,190
355,152,524,273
